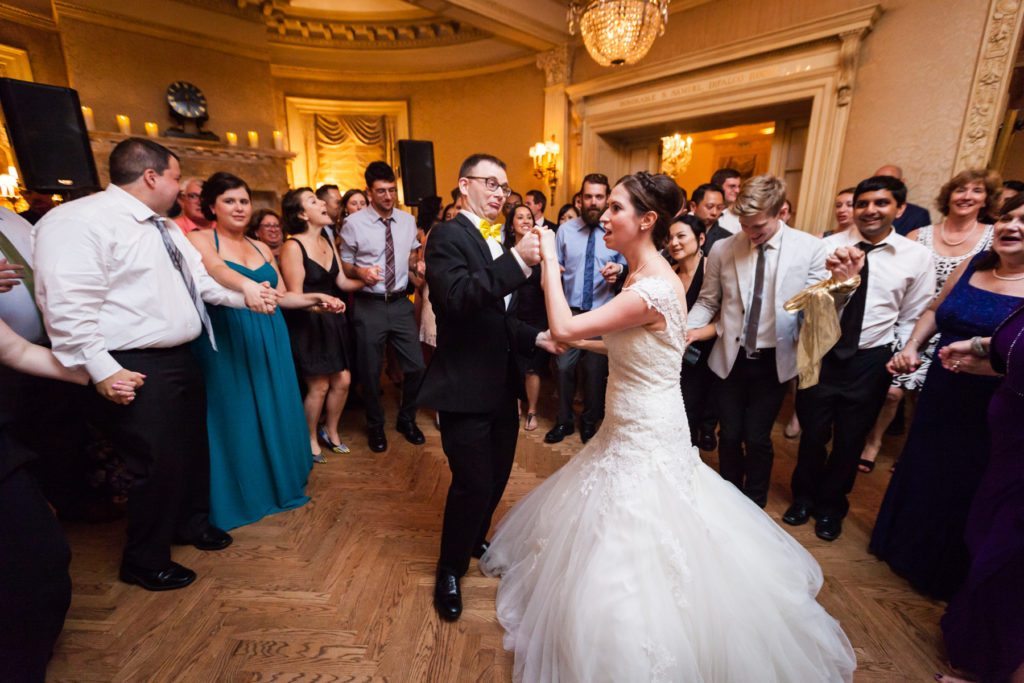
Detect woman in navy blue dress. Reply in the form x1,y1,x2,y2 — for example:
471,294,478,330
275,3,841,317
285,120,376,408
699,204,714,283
870,224,1024,600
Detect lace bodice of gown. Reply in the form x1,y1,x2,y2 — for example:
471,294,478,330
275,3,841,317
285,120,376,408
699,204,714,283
594,276,697,466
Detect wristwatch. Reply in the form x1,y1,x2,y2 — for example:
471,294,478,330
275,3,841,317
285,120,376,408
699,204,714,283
970,335,988,358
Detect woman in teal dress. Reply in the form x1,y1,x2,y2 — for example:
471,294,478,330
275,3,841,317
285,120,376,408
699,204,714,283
187,172,345,530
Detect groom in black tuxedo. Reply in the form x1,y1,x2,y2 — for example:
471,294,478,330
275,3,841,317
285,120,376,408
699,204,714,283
420,153,560,621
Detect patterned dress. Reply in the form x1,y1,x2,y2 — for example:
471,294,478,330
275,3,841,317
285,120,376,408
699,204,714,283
893,224,993,391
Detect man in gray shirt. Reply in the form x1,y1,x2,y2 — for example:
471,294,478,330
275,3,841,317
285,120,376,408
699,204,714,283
340,161,425,452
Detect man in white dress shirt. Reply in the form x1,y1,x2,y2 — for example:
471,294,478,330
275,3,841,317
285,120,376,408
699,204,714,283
33,138,277,591
712,168,743,234
687,176,831,508
785,175,935,541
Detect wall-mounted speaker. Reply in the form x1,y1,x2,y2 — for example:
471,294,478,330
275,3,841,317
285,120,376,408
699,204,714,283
0,77,100,193
398,139,436,207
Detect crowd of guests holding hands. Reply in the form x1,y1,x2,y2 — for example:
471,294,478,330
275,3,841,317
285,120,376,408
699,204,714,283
3,133,1024,682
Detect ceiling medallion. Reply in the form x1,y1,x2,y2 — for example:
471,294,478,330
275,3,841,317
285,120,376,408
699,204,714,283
568,0,670,67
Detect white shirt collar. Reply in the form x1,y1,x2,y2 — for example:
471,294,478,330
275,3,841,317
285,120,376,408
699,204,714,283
105,183,164,223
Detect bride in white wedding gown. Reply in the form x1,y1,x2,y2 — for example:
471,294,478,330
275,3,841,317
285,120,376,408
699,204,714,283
480,172,856,682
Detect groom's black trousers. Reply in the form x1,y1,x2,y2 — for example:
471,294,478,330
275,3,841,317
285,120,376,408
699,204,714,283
437,384,519,577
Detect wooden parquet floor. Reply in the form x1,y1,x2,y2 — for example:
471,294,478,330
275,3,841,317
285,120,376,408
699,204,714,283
48,393,949,682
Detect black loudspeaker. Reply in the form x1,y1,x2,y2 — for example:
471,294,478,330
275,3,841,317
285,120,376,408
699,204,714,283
0,78,100,193
398,139,436,207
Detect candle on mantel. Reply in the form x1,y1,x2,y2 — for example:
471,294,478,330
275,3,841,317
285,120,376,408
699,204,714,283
225,132,238,146
116,114,131,136
247,130,259,148
81,106,95,132
272,130,284,151
144,122,159,138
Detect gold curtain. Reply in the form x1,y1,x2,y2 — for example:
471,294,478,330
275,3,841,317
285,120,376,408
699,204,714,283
313,114,396,191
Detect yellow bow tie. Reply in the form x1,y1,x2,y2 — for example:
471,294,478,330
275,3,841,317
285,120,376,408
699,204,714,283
478,219,503,242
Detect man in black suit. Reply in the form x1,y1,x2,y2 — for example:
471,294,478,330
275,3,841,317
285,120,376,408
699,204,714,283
525,189,558,231
691,182,730,257
420,153,561,621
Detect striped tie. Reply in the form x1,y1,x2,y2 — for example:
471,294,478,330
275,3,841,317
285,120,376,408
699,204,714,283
150,216,217,350
382,216,396,292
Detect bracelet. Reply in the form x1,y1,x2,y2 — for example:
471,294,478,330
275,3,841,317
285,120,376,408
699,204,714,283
970,335,989,358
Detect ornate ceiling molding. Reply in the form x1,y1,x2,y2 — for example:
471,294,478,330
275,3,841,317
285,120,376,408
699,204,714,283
955,0,1024,170
266,16,488,49
0,2,58,31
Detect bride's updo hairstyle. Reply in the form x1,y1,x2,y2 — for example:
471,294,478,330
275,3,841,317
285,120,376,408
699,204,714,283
615,171,684,246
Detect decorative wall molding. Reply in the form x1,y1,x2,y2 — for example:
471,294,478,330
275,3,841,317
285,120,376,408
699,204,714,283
955,0,1024,170
0,44,34,81
270,55,536,84
89,130,294,198
537,45,573,88
0,2,58,31
267,17,487,50
566,4,881,100
52,1,270,62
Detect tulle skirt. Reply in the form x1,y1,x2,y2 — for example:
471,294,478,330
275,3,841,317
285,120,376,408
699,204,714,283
480,438,856,683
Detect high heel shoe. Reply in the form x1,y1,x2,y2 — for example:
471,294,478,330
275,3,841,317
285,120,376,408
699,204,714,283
524,412,538,431
313,451,328,464
317,425,350,454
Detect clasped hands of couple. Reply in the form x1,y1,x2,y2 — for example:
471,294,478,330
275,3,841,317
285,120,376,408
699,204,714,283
511,225,614,356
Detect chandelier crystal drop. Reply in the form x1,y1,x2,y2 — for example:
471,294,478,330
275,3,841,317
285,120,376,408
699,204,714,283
568,0,670,67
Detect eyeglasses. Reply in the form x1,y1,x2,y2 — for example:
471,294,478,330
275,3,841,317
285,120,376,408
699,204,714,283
465,176,513,198
181,192,201,201
259,222,282,229
372,187,398,196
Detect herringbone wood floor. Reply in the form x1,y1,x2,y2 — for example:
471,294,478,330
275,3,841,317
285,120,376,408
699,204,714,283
47,393,949,682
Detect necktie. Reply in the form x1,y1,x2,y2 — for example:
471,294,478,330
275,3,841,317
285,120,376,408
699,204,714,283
478,218,503,242
832,241,879,360
0,229,47,338
743,244,766,357
151,216,217,350
382,216,396,292
580,226,597,311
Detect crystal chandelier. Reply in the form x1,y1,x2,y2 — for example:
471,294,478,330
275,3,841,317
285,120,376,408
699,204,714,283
568,0,670,67
660,133,693,177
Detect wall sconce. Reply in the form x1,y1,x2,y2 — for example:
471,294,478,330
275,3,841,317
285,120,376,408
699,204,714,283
247,131,259,148
115,114,131,136
660,133,693,177
272,130,284,151
529,136,560,205
225,132,238,147
144,122,159,138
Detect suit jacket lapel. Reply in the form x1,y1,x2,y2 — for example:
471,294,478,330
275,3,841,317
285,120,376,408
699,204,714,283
774,227,795,304
733,234,753,309
456,213,493,264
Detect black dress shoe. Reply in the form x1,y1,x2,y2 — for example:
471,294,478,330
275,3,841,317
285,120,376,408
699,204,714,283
368,426,388,453
782,502,812,526
434,570,462,621
815,515,842,541
471,541,490,559
396,420,426,445
579,424,598,444
697,430,718,451
175,525,233,551
544,423,574,444
120,561,196,591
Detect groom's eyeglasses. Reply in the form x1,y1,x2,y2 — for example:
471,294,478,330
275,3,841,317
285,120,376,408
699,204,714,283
465,176,513,198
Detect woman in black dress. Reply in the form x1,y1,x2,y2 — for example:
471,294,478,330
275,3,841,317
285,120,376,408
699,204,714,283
666,215,715,447
507,204,549,431
279,187,364,461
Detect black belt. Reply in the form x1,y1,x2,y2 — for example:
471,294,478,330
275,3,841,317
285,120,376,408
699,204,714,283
745,347,776,360
356,290,407,302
